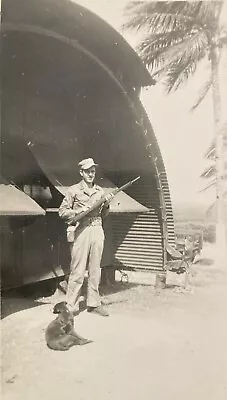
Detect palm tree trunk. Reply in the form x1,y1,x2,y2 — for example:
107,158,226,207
210,48,226,259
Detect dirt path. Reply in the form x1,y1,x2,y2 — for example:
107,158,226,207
1,244,227,400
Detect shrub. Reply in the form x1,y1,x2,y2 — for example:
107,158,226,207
175,222,215,243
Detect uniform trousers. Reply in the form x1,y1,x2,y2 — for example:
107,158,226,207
66,224,104,311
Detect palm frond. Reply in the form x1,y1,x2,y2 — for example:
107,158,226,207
199,178,216,192
201,165,215,178
206,195,227,218
201,162,227,180
123,1,224,96
206,201,216,217
205,123,227,159
205,140,215,160
165,60,198,92
123,2,200,33
137,29,192,71
123,11,193,34
191,45,222,111
124,0,144,11
191,78,212,111
123,1,223,33
144,30,208,91
140,30,207,74
184,1,223,29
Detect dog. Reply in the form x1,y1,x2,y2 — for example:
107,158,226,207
45,301,92,351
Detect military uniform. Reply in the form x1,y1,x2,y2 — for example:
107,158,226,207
59,179,109,312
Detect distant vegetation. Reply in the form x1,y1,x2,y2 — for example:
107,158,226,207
175,221,215,243
173,202,216,243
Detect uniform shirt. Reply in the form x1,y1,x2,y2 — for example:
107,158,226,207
58,180,109,226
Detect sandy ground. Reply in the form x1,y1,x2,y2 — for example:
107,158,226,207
1,244,227,400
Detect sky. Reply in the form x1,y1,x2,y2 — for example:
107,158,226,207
72,0,227,207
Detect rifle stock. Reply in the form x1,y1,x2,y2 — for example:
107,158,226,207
72,176,140,223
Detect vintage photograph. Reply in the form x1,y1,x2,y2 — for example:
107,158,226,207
1,0,227,399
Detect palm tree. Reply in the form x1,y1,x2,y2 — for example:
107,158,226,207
201,123,227,219
123,1,227,253
201,123,227,184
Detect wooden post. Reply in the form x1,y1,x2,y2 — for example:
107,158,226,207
155,273,167,289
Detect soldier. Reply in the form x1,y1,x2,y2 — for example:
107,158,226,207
58,158,112,317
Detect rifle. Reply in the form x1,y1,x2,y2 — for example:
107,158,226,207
72,176,140,223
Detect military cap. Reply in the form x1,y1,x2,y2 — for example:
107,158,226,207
78,158,98,170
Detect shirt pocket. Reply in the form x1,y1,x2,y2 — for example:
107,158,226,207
72,192,88,208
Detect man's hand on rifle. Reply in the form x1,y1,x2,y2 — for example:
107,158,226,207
104,193,114,206
80,205,91,213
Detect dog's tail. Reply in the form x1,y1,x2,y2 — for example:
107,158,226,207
47,342,70,351
77,338,93,346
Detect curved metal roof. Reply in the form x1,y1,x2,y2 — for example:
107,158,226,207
1,0,175,250
2,0,154,89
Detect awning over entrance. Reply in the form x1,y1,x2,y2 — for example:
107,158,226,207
0,178,46,216
55,182,149,213
27,144,149,214
96,177,149,213
56,184,149,213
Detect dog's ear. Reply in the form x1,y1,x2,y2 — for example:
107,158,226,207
53,301,67,314
53,304,60,314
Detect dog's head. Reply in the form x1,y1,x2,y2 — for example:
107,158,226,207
53,301,68,314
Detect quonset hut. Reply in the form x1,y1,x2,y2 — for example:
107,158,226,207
1,0,175,289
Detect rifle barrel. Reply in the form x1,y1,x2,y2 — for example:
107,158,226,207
114,176,140,193
72,176,141,223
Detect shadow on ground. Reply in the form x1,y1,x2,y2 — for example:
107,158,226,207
100,281,139,296
1,293,47,319
194,258,214,266
1,279,140,319
1,280,58,319
2,251,217,320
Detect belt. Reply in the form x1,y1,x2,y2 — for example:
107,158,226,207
81,216,102,227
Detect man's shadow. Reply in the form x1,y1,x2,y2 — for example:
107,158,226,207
1,280,56,319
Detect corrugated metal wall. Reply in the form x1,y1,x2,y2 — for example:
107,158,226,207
109,171,175,272
110,175,164,271
109,92,176,272
160,172,175,246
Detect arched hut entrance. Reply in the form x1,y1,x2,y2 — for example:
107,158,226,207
1,0,175,289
